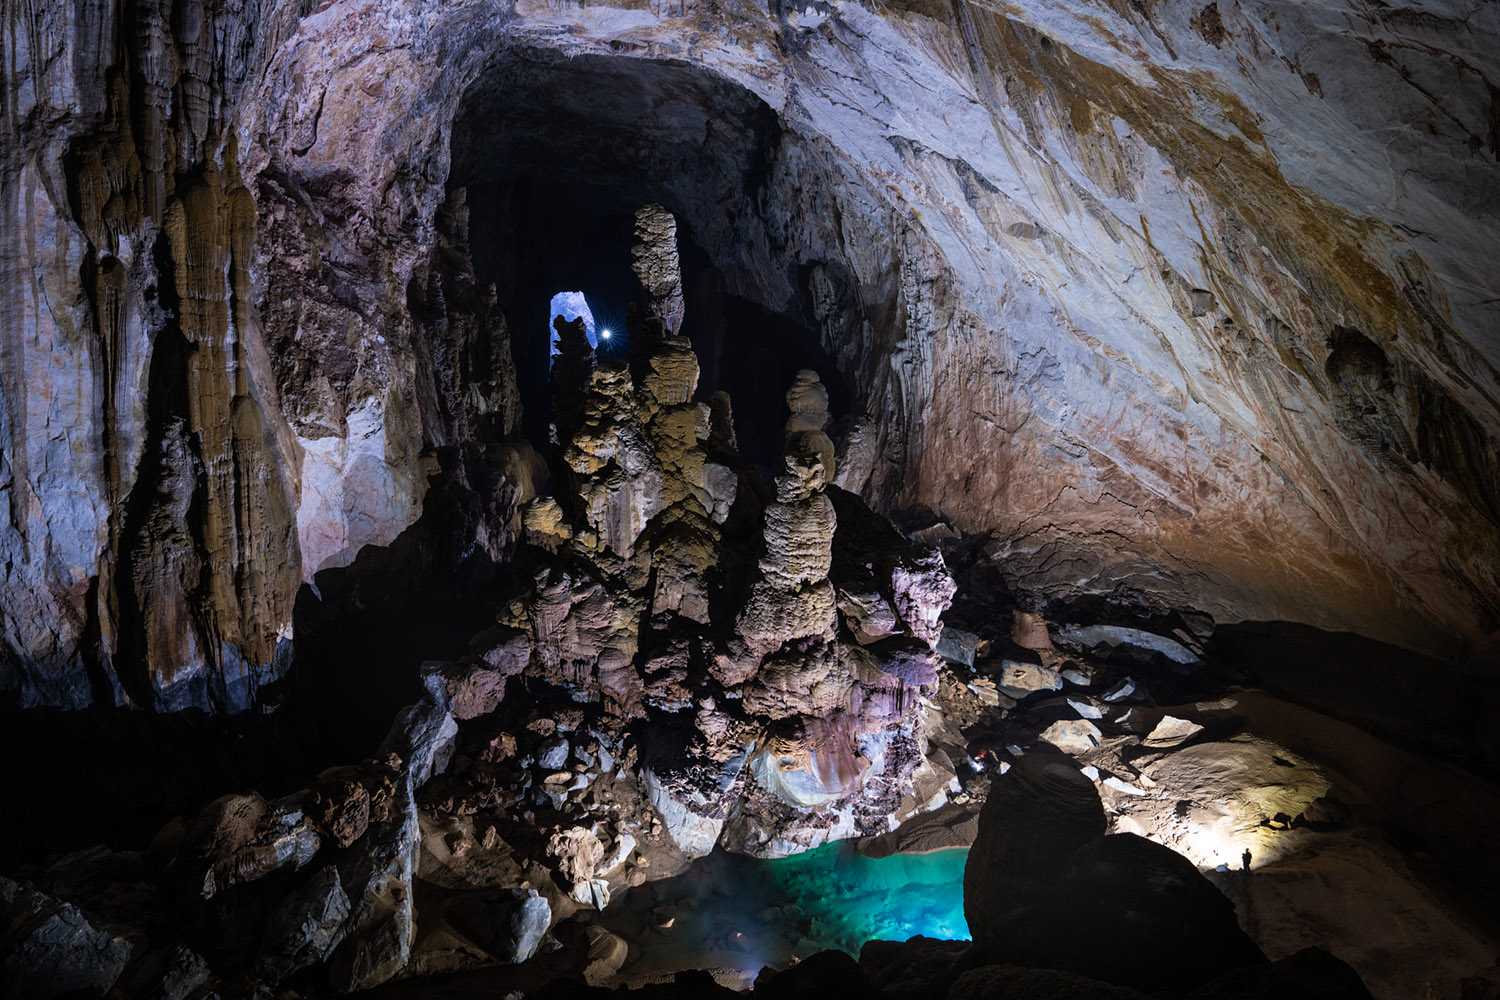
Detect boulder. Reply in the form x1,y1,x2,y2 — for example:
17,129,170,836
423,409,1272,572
1039,718,1103,754
255,864,350,982
0,877,133,999
963,754,1105,943
380,673,460,788
641,763,738,859
422,657,513,720
547,827,606,890
1065,696,1104,719
330,681,454,991
1041,834,1264,991
582,925,629,986
838,588,903,646
890,549,956,647
538,738,571,770
1058,625,1200,666
310,766,382,848
936,625,980,667
967,750,1265,992
447,888,551,964
599,832,637,875
1060,662,1096,687
175,791,322,899
1010,611,1054,652
1144,714,1205,749
996,660,1063,697
330,796,420,991
131,944,211,1000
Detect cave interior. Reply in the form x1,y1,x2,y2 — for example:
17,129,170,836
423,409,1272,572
2,11,1499,1000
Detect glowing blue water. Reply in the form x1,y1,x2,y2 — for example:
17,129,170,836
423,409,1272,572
600,842,970,984
766,843,971,954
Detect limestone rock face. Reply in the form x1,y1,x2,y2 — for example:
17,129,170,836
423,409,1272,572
3,0,1497,708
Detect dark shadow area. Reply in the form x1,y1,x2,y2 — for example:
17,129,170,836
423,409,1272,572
286,446,528,764
0,449,522,863
683,247,850,468
0,706,310,862
1209,620,1500,770
467,180,639,444
451,47,850,468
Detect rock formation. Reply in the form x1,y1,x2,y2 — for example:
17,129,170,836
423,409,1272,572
4,0,1497,712
431,209,957,864
3,1,1499,997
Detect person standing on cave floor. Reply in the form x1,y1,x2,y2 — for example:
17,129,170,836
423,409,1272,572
1242,848,1252,872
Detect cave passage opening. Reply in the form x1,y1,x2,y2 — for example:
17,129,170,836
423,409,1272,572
548,290,600,358
448,47,855,469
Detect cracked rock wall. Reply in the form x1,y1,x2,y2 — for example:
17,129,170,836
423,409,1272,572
3,0,1497,708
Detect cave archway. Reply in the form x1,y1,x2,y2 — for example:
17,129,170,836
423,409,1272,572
281,48,890,767
448,47,856,467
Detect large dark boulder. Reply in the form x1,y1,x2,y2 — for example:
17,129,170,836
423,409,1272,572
962,753,1267,994
962,753,1105,943
254,864,351,982
858,936,970,998
1038,833,1263,992
447,888,551,964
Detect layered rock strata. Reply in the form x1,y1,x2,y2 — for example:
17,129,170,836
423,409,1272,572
4,0,1498,712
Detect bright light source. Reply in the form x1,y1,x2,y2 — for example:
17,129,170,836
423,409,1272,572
601,328,612,340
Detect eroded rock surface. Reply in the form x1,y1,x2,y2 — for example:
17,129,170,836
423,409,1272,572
425,215,957,866
4,0,1498,712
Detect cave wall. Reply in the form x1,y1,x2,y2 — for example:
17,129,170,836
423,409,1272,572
0,0,309,710
3,0,1497,709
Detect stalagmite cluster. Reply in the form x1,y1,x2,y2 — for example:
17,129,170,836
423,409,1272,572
441,205,959,863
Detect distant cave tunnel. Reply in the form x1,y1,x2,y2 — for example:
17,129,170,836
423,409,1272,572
448,48,854,467
279,49,884,772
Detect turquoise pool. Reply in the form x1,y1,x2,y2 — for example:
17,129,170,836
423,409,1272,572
601,841,970,985
766,842,971,954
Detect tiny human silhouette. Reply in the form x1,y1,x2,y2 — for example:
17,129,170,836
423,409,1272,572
1241,848,1253,871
